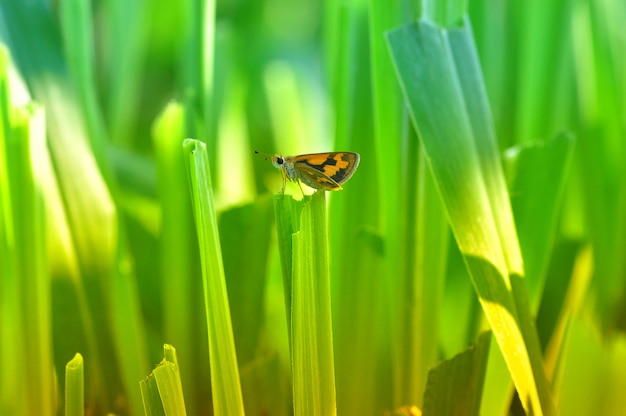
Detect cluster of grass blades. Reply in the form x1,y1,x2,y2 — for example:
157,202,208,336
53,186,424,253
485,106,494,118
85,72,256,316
1,0,625,414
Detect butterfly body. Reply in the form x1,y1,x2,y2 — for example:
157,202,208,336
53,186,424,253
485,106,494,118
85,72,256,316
257,151,360,193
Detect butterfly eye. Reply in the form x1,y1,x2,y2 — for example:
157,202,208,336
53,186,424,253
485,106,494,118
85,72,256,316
276,157,284,165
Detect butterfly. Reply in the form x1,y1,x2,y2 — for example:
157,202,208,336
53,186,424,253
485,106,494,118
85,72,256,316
255,151,360,194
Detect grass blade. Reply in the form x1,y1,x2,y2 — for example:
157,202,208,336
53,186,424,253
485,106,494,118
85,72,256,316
572,0,626,328
504,133,576,305
140,345,187,416
220,198,279,414
219,199,274,363
153,101,203,415
156,345,188,416
100,0,146,146
1,1,118,275
273,194,303,342
0,66,53,415
59,0,108,169
324,1,387,412
65,353,85,416
291,192,336,415
423,331,491,416
275,192,337,415
387,18,554,415
183,138,245,416
538,242,592,385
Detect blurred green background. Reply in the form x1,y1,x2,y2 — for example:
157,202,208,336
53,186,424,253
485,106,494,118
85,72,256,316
0,0,624,414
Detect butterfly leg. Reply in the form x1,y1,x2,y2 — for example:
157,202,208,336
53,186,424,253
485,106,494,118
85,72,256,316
281,169,287,194
297,179,305,196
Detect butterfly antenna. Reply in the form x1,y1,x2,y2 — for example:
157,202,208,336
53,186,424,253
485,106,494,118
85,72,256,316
254,150,271,161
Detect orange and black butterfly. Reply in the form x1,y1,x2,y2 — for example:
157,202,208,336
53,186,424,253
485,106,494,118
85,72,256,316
255,151,360,194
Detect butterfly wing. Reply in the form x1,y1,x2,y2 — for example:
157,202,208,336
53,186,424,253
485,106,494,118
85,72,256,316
294,162,342,190
293,152,360,190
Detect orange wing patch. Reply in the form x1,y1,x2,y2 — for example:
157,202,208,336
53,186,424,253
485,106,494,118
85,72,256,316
302,154,330,165
322,153,350,177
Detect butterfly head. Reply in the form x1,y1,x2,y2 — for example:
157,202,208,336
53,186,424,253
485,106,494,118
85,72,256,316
255,151,287,170
270,155,286,169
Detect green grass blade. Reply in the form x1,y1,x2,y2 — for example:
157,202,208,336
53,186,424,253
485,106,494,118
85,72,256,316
140,374,166,416
1,0,117,278
513,0,573,144
558,320,626,415
572,0,626,328
276,192,336,415
538,242,592,386
220,198,278,414
272,194,303,342
65,353,85,416
140,345,187,416
180,0,215,143
326,0,426,414
423,331,491,416
59,0,108,170
387,19,554,415
219,199,274,363
424,0,466,27
153,362,187,416
324,1,388,412
504,133,576,305
100,0,146,146
13,104,54,416
156,345,188,416
0,63,53,415
410,152,450,386
153,101,201,415
440,241,482,356
183,138,245,416
0,35,119,414
110,240,150,416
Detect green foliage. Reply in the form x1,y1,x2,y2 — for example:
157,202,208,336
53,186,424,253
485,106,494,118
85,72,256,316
140,345,188,416
0,0,624,414
65,353,85,416
386,19,555,414
423,331,491,416
276,192,337,415
183,139,245,415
